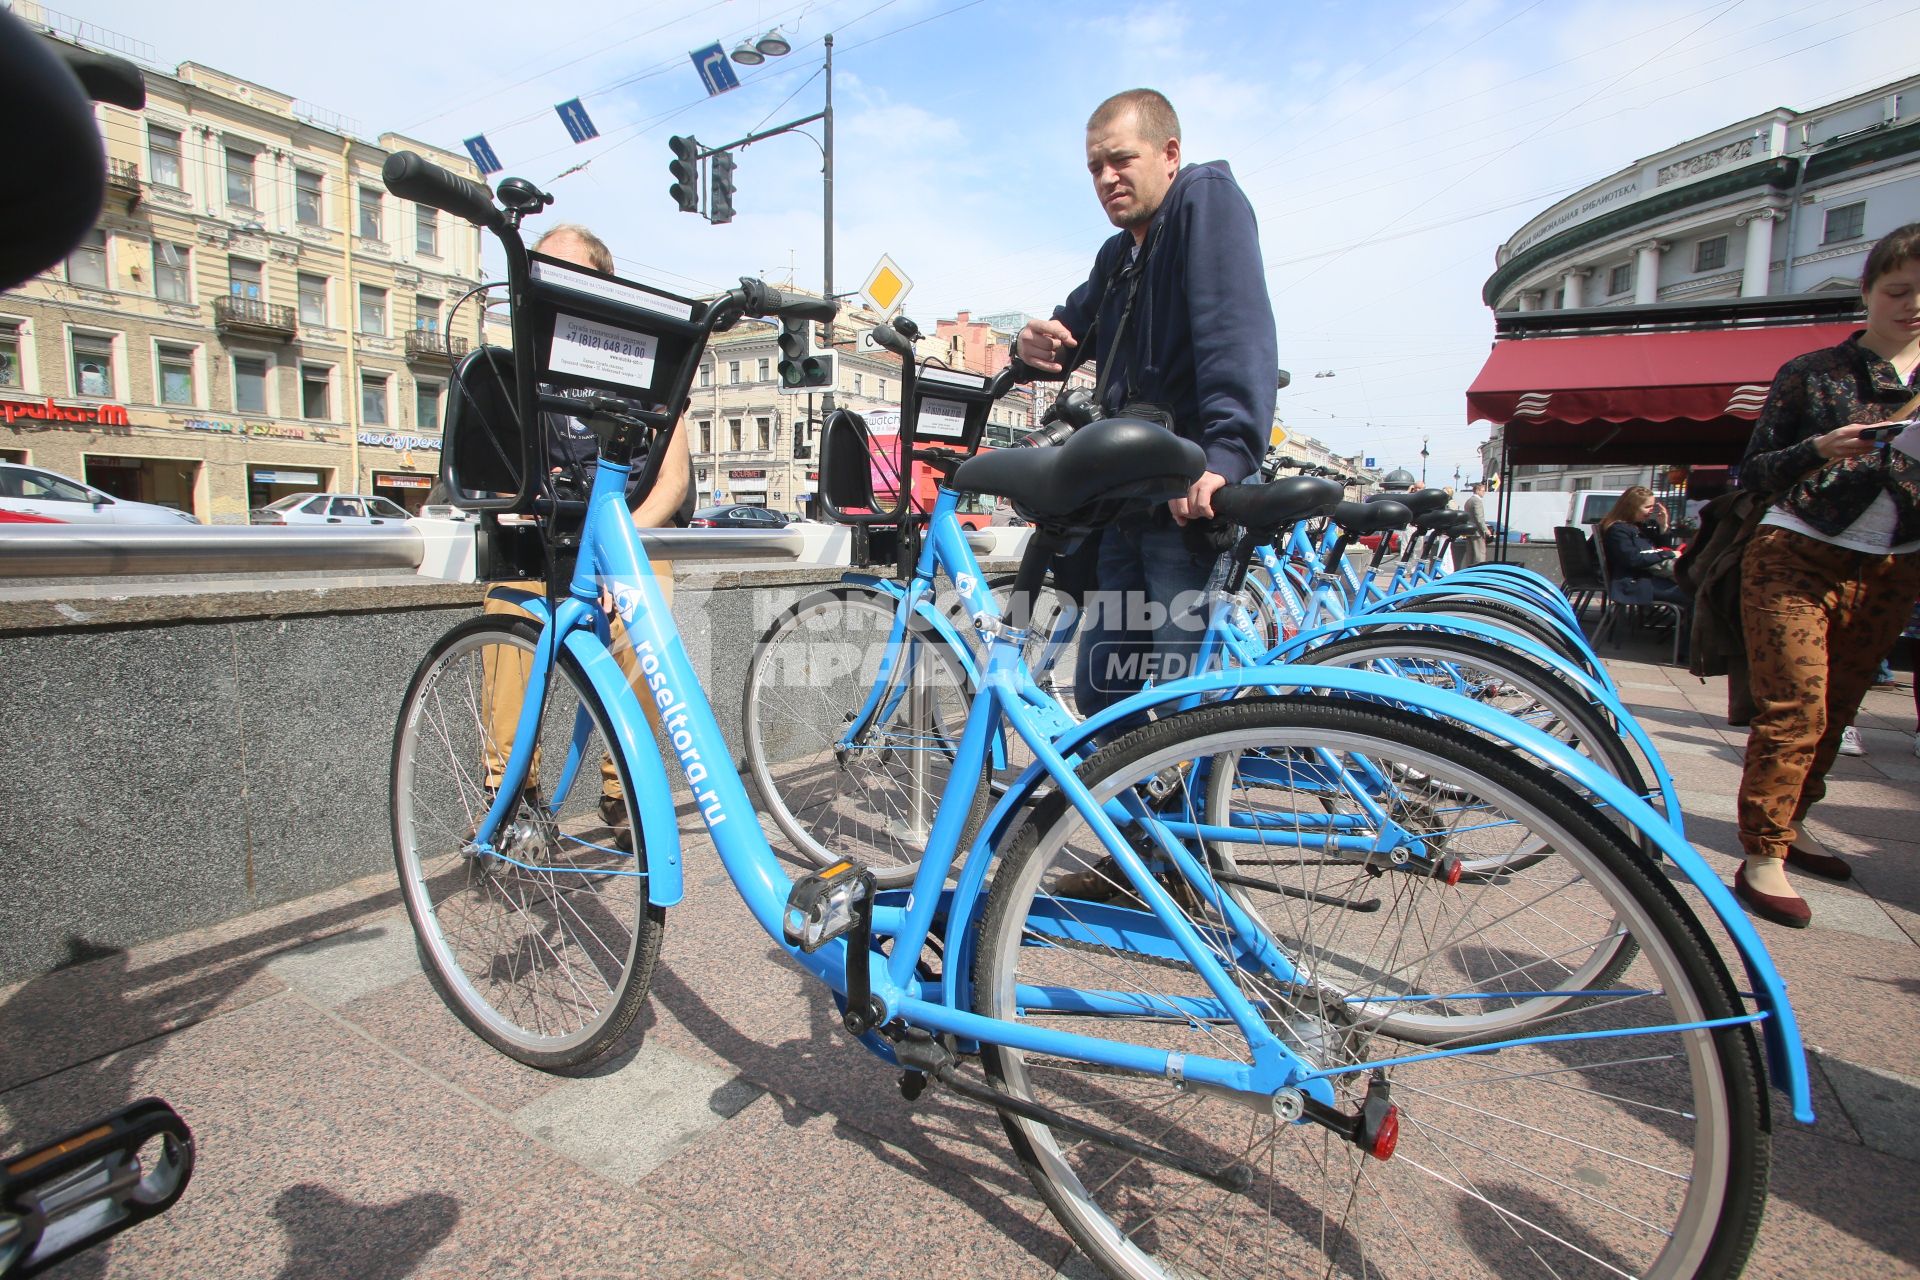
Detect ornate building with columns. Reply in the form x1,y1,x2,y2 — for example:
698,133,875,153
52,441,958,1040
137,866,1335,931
1477,73,1920,491
1485,74,1920,315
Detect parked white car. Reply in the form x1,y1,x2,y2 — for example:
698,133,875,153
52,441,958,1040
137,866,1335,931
0,462,199,524
250,492,412,526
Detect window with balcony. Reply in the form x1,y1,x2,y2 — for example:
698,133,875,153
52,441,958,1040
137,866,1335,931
155,241,190,302
415,296,441,332
225,148,256,208
65,229,107,288
233,355,269,414
148,127,182,190
359,284,387,335
415,380,443,430
157,344,197,407
1694,236,1728,273
298,273,328,326
358,185,382,240
228,257,263,300
415,205,438,256
1823,202,1865,245
296,169,324,227
301,364,331,420
71,332,115,397
361,371,389,425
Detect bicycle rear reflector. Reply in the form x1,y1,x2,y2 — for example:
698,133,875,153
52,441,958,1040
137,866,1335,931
783,861,875,952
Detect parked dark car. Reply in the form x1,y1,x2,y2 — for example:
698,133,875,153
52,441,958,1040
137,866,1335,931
688,504,788,529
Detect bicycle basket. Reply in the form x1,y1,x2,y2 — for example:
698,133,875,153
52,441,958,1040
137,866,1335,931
440,253,709,515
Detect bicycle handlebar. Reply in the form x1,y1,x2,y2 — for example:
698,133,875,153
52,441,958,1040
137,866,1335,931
382,152,504,232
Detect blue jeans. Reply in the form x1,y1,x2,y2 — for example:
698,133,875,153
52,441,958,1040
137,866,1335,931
1073,519,1231,718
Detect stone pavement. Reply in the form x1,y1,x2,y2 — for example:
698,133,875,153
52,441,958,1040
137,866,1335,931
2,638,1916,1280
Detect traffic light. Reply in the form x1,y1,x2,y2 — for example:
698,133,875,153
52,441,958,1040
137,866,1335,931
668,135,701,214
709,150,737,224
778,318,835,389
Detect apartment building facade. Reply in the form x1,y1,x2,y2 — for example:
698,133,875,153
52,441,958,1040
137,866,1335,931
0,38,487,522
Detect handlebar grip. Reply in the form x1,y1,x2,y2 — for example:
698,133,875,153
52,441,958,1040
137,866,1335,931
869,323,912,357
382,152,503,232
735,277,838,323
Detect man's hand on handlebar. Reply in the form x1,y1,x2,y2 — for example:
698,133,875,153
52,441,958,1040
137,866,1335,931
1170,471,1227,525
1016,317,1077,373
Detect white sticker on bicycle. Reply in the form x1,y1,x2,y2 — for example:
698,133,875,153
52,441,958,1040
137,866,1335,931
916,396,968,440
549,312,658,386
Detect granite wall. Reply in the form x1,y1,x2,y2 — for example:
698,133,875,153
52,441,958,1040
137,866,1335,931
0,567,851,985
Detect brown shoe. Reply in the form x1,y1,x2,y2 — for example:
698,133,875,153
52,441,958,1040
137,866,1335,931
1785,845,1851,882
1732,864,1811,929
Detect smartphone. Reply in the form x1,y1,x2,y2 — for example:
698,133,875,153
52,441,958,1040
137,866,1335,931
1858,419,1917,443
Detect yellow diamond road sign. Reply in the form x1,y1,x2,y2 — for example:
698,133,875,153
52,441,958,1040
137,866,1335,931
860,254,911,317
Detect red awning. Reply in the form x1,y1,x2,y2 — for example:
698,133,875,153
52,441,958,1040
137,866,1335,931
1466,322,1858,427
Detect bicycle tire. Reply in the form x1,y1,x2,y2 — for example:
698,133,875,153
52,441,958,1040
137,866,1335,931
1379,594,1601,677
973,697,1766,1280
391,615,663,1072
1288,630,1657,864
742,585,986,889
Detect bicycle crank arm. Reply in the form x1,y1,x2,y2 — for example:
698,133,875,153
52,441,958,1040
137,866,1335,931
1204,869,1382,913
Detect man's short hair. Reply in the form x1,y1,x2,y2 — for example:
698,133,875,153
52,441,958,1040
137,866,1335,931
532,223,614,274
1087,89,1181,146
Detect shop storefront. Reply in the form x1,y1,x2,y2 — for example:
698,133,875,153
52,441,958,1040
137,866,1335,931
83,454,200,516
247,465,328,510
372,469,434,513
727,468,768,507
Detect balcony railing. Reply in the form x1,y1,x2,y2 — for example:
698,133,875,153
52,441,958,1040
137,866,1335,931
107,158,141,193
213,295,297,341
404,329,470,364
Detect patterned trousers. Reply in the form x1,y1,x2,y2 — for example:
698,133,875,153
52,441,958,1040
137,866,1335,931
1736,526,1920,860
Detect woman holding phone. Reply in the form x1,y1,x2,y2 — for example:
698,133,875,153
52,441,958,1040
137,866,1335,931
1730,222,1920,927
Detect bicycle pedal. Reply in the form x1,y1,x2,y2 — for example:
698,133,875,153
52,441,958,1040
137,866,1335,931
783,860,876,953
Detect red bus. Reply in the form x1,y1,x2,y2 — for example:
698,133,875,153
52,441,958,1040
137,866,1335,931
865,432,996,530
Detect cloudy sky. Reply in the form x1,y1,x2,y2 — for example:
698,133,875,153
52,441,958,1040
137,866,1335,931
66,0,1918,480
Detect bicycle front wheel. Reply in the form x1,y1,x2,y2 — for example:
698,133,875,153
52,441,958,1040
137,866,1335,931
391,616,663,1072
743,586,984,888
972,698,1766,1280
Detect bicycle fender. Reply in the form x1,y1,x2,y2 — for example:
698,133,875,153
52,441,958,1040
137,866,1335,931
1028,666,1814,1124
561,629,685,908
1270,611,1684,841
841,572,984,685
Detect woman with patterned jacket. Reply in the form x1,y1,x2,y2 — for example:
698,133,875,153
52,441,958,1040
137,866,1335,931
1730,222,1920,928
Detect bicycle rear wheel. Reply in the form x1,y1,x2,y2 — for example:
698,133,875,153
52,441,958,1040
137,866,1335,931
973,698,1766,1280
743,585,985,888
391,616,663,1071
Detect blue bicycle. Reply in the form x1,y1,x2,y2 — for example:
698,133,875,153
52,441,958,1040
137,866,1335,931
384,152,1806,1280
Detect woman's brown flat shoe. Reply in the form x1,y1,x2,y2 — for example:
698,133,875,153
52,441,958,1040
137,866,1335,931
1733,864,1812,929
1785,845,1851,882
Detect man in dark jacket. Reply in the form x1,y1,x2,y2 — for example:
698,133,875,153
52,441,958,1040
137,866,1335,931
1016,89,1276,713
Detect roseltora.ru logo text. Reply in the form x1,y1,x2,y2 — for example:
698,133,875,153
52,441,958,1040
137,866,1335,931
1,398,131,427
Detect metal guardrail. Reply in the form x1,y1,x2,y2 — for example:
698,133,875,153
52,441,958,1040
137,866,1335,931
0,523,998,579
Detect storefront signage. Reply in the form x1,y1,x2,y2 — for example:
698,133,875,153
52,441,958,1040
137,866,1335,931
2,397,131,428
358,432,443,451
375,472,432,489
185,417,334,442
253,469,321,485
727,467,767,492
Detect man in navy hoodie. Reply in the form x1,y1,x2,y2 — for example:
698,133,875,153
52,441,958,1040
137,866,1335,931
1016,88,1277,714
